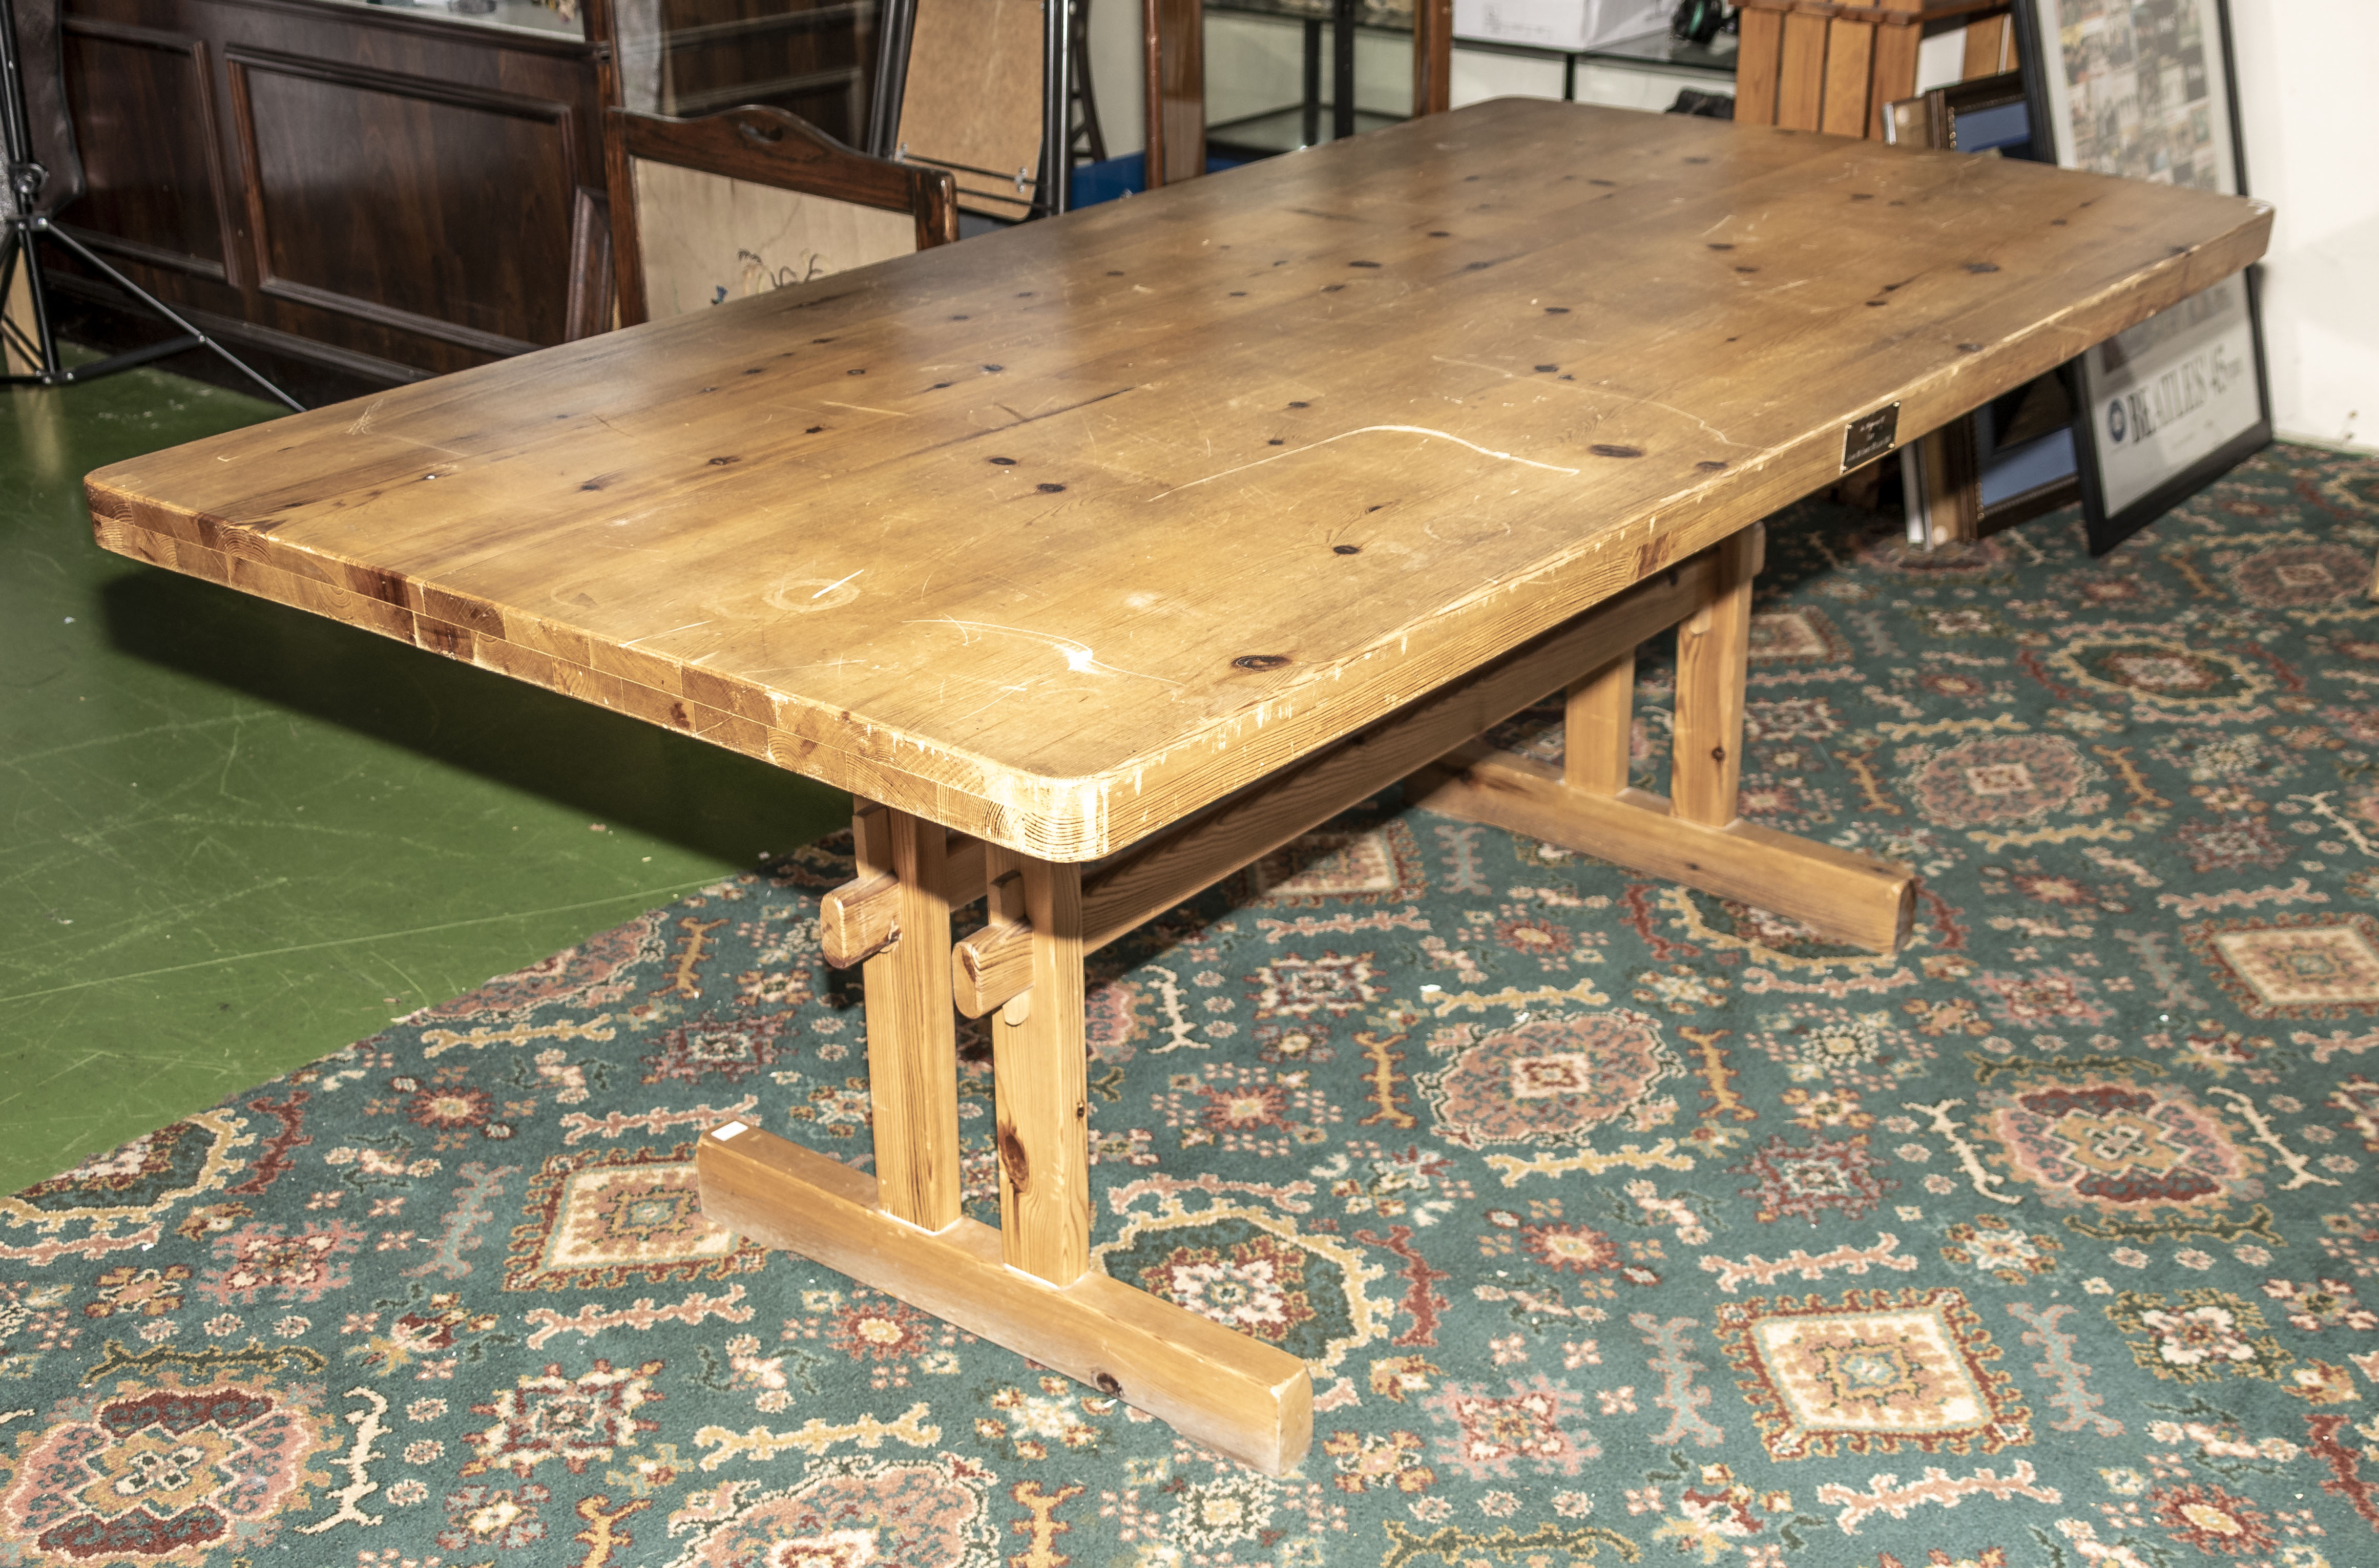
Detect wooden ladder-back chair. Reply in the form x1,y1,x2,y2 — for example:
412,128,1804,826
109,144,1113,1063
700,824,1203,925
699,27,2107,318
1734,0,2014,140
602,104,959,329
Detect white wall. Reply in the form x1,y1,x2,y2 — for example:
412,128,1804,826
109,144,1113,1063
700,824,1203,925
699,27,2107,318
2229,2,2379,453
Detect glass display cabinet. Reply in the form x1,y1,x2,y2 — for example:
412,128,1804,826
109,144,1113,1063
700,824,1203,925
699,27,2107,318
605,0,874,145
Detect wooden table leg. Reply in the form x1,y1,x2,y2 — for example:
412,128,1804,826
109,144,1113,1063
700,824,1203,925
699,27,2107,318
703,808,1311,1474
1563,651,1634,798
1412,524,1917,953
986,850,1090,1285
857,801,961,1231
1671,527,1755,827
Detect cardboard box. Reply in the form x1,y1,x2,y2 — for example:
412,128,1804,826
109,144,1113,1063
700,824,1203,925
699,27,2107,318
1452,0,1671,53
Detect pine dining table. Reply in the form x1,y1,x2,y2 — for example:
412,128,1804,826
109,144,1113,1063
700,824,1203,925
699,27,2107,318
85,97,2271,1475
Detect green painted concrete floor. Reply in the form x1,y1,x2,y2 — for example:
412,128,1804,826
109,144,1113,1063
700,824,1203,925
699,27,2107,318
1,359,849,1196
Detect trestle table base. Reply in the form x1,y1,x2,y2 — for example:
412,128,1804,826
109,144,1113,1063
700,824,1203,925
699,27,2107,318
698,523,1914,1475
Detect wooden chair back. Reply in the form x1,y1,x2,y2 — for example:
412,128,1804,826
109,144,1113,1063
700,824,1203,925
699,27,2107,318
603,104,958,328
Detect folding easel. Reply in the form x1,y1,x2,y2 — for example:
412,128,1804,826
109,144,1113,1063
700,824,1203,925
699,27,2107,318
867,0,1074,218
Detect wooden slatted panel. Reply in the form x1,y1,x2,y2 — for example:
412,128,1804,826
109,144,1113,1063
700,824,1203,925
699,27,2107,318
1775,10,1831,130
1734,5,1785,126
1819,18,1876,137
1868,0,1930,137
1963,13,2011,77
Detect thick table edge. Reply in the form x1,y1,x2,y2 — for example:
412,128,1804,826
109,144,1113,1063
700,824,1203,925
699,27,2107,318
78,193,2271,863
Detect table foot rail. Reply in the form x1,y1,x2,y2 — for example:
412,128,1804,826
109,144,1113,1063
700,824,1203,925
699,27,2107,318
698,1124,1313,1476
1411,742,1916,953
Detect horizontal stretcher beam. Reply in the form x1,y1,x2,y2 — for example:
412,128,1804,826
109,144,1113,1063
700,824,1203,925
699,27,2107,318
1075,543,1729,951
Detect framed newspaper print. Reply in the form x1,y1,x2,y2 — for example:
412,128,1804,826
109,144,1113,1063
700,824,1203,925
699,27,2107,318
2012,0,2271,554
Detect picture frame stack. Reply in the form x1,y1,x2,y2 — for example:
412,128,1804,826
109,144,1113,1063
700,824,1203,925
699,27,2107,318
2011,0,2272,554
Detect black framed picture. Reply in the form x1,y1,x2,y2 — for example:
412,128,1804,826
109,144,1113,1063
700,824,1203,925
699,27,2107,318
2012,0,2271,555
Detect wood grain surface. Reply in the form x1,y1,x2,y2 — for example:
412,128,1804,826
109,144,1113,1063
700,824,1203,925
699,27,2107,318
87,99,2270,861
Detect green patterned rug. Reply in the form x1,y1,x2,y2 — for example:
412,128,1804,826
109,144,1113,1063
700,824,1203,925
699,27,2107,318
9,442,2379,1568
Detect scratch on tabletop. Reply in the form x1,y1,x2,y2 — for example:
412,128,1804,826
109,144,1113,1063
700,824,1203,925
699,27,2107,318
1596,388,1753,449
907,618,1181,685
813,570,863,599
622,621,710,646
822,401,908,416
944,681,1046,728
347,397,385,436
1436,356,1751,449
1430,354,1520,382
1151,425,1580,501
740,655,869,684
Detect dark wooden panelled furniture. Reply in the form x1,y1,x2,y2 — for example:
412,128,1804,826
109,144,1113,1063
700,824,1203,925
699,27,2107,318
36,0,872,398
43,0,606,395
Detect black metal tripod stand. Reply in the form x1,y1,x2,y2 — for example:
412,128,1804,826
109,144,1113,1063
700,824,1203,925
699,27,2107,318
0,0,300,408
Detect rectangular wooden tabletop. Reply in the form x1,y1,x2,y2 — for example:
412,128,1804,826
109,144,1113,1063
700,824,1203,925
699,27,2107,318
87,98,2269,862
